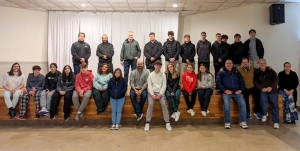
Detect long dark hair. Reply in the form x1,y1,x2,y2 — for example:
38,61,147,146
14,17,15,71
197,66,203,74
112,68,123,82
62,65,73,83
198,63,212,82
8,62,22,76
98,63,109,74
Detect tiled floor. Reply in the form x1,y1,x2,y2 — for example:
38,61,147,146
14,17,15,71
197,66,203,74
1,120,299,151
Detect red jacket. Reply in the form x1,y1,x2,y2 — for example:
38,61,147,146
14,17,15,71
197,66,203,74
182,71,198,94
75,71,94,93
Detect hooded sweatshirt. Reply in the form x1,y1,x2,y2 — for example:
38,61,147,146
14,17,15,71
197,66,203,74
71,40,91,65
181,41,196,63
26,73,45,92
56,74,75,93
75,71,94,93
44,70,61,91
120,39,141,61
93,73,113,90
182,71,198,94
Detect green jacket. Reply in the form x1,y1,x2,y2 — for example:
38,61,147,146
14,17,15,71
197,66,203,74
120,39,141,61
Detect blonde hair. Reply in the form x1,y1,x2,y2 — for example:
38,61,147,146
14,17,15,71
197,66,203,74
165,63,180,79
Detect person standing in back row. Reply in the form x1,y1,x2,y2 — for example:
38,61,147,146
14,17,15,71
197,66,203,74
71,32,91,75
211,33,228,81
96,34,114,74
197,32,212,71
163,31,181,71
120,31,141,85
229,34,248,68
181,34,196,71
244,29,264,68
144,32,163,72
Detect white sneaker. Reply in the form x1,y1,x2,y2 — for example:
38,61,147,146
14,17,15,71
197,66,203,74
274,123,280,129
190,109,195,116
175,111,180,122
239,122,249,129
171,113,175,119
166,123,172,131
133,114,137,118
201,111,207,117
225,123,231,129
110,124,116,130
262,113,268,122
187,109,191,114
115,124,119,130
207,110,210,114
144,123,150,132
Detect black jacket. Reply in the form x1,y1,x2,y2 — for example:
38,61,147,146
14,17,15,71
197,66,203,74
181,41,196,63
254,67,278,94
163,39,181,61
107,78,127,99
144,40,163,69
278,70,299,91
96,42,114,63
71,41,91,64
244,38,264,59
44,71,61,91
229,42,248,64
197,40,211,62
211,41,228,65
166,73,180,93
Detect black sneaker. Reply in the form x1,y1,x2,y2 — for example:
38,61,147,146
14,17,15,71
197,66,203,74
64,117,69,121
50,116,55,120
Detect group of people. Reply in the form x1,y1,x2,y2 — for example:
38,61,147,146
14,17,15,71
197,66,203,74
2,29,299,131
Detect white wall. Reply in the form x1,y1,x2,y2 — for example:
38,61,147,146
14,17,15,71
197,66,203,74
0,6,48,81
179,3,300,75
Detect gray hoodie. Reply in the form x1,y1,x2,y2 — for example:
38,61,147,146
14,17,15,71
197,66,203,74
26,73,45,92
56,74,75,93
120,39,141,61
197,73,214,89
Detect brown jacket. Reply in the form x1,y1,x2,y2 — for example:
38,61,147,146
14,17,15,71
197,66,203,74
237,66,255,89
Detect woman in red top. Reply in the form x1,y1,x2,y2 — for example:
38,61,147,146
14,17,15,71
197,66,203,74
182,64,198,116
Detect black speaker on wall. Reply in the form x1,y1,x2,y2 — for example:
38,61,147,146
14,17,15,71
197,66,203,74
270,4,285,25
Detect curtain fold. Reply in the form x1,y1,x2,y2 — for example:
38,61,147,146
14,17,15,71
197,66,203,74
48,11,179,73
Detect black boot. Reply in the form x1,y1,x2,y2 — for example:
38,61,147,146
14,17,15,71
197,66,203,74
9,107,15,119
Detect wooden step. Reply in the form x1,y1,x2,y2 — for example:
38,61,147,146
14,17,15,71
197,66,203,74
0,95,283,121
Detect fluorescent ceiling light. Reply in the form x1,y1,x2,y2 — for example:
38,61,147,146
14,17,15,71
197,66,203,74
80,4,86,7
173,4,177,7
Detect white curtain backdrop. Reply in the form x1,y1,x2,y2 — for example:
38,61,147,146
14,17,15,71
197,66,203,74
48,11,179,74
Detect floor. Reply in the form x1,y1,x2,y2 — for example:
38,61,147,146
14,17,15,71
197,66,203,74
1,119,300,151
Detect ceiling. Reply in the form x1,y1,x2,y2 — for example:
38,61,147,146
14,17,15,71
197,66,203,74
0,0,283,16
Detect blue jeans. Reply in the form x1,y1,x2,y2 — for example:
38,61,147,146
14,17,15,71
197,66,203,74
130,89,147,116
110,97,125,124
73,64,80,75
222,94,247,123
124,60,137,85
260,92,279,123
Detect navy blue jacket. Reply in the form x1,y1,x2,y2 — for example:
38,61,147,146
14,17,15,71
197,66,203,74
107,78,127,99
216,67,245,93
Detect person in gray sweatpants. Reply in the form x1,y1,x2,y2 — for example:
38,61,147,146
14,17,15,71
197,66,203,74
39,63,61,116
72,63,94,121
144,60,172,132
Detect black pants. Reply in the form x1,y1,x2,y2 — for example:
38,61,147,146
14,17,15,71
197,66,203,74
50,91,73,118
198,88,213,111
182,90,197,110
98,62,113,74
198,61,210,71
213,64,223,81
92,88,110,113
243,87,261,114
293,89,298,108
